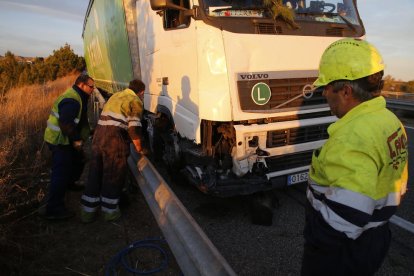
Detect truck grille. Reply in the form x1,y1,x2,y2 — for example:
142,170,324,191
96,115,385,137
237,77,327,111
267,123,330,148
266,150,313,171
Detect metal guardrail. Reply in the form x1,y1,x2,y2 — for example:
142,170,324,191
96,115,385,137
386,98,414,112
383,91,414,111
390,215,414,235
127,147,237,276
382,91,414,101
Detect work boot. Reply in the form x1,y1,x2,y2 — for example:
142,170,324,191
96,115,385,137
41,209,75,221
80,209,97,223
103,210,121,222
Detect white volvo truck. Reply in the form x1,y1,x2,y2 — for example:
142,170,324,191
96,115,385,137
83,0,365,196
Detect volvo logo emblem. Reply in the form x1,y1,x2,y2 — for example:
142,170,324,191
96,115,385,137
302,84,314,99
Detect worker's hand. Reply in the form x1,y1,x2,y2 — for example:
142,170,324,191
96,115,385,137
73,140,83,152
137,147,149,156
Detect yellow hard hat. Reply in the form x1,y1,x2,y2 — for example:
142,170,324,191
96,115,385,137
313,38,385,87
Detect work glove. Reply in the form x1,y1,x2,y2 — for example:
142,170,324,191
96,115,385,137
73,145,88,164
139,147,149,156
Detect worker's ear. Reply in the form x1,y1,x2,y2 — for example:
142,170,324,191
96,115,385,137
341,84,353,98
137,90,145,99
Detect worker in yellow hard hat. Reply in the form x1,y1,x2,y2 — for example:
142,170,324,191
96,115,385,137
301,38,408,275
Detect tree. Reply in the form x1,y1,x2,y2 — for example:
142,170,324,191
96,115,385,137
0,51,24,96
383,75,396,91
0,44,85,96
45,44,85,79
400,81,414,93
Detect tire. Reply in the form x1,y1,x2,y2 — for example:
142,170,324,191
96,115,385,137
151,114,182,174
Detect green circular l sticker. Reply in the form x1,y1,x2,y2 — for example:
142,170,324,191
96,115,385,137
251,82,271,105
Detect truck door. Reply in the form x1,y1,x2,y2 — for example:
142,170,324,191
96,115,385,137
160,0,199,117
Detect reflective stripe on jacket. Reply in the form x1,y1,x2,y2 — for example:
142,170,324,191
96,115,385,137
308,96,408,239
97,88,143,131
44,88,88,145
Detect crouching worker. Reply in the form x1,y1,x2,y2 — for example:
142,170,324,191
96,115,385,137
80,79,146,223
42,74,94,220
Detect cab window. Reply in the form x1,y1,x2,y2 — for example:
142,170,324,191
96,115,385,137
164,0,191,29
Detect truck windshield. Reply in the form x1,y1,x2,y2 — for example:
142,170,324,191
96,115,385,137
204,0,361,27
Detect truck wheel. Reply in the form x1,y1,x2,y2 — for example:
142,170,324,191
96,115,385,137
151,115,182,174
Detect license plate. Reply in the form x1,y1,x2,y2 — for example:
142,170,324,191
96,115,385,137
287,171,308,185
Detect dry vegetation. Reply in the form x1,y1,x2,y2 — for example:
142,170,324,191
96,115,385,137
0,75,78,221
0,75,79,273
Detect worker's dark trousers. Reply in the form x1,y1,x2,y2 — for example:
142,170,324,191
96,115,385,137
46,144,84,215
83,127,129,212
301,202,391,276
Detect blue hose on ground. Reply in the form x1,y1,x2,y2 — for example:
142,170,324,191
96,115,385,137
105,237,169,275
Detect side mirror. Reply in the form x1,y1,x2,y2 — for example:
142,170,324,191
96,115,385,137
150,0,187,11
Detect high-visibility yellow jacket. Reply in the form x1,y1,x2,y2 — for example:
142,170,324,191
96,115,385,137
44,88,90,145
81,89,143,216
308,96,408,239
97,88,143,140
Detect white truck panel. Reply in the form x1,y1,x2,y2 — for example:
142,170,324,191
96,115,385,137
222,32,340,121
196,22,233,121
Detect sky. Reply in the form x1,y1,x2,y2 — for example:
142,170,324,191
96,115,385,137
0,0,413,81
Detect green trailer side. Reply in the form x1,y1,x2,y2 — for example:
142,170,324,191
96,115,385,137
83,0,134,94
